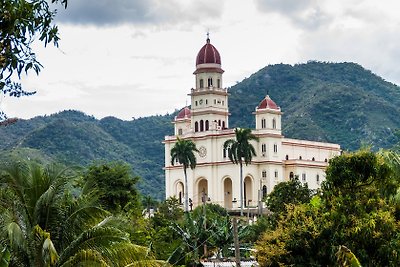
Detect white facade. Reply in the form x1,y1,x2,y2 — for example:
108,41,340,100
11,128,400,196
164,38,341,210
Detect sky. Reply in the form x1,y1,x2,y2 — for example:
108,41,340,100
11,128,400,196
2,0,400,120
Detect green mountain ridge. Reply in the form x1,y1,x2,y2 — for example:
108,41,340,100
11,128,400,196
1,62,399,199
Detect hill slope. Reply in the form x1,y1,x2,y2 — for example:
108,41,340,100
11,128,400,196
1,62,399,199
229,62,400,150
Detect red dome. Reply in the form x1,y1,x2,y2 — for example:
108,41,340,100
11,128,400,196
196,38,221,66
257,95,280,110
176,107,191,120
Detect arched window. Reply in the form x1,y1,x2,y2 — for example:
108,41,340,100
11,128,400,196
274,170,278,179
262,185,267,199
273,144,278,153
223,148,227,158
205,120,209,131
285,155,289,160
199,79,204,88
195,121,199,132
289,172,294,180
200,120,204,131
218,120,221,126
299,156,302,160
262,170,267,178
316,174,320,184
302,173,306,182
312,157,315,161
261,144,266,156
178,128,183,135
261,118,266,129
325,158,328,162
179,191,182,204
222,121,226,129
217,79,221,88
208,78,213,87
272,118,276,129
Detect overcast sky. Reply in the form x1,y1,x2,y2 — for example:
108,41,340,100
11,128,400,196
2,0,400,120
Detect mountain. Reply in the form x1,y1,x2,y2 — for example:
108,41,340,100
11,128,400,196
1,62,399,199
229,62,400,150
0,110,175,199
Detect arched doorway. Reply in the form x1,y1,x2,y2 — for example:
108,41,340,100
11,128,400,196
244,176,253,207
197,179,208,206
176,181,184,205
223,177,232,209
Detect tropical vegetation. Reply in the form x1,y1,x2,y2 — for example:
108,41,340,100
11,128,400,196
170,138,199,212
224,128,259,216
0,158,165,266
255,149,400,266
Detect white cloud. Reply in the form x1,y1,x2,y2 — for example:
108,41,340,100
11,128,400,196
2,0,400,120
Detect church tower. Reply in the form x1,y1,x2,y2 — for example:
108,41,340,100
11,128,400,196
190,36,229,132
165,35,341,211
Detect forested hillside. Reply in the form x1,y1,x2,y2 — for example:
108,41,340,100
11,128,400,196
1,62,399,199
229,61,400,150
0,110,175,199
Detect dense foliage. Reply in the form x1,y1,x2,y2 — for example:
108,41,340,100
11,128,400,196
82,162,141,214
255,150,400,266
0,158,164,266
266,178,313,215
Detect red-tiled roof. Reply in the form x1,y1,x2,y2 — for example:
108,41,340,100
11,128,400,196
196,38,221,66
257,95,279,110
176,107,191,120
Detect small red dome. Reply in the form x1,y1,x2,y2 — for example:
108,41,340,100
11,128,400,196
196,38,221,66
176,107,191,120
257,95,280,110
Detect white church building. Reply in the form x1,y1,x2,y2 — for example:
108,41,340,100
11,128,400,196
164,37,341,210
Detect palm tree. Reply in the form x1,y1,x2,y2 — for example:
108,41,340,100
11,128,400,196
0,159,165,267
224,128,258,216
170,137,199,213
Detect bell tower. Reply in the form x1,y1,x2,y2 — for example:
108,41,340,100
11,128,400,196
190,36,229,133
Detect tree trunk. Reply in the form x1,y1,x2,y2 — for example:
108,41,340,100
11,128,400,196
184,167,189,213
233,218,241,267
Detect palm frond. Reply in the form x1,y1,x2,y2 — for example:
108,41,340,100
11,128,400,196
42,237,59,267
7,222,24,251
58,226,129,265
124,259,169,267
59,249,108,267
0,246,11,267
57,192,110,248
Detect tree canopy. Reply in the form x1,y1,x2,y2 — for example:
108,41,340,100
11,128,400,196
255,150,400,266
1,0,67,120
82,162,141,214
266,177,314,215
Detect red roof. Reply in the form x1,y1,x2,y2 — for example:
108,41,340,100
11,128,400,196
257,95,280,110
196,38,221,66
176,107,191,120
